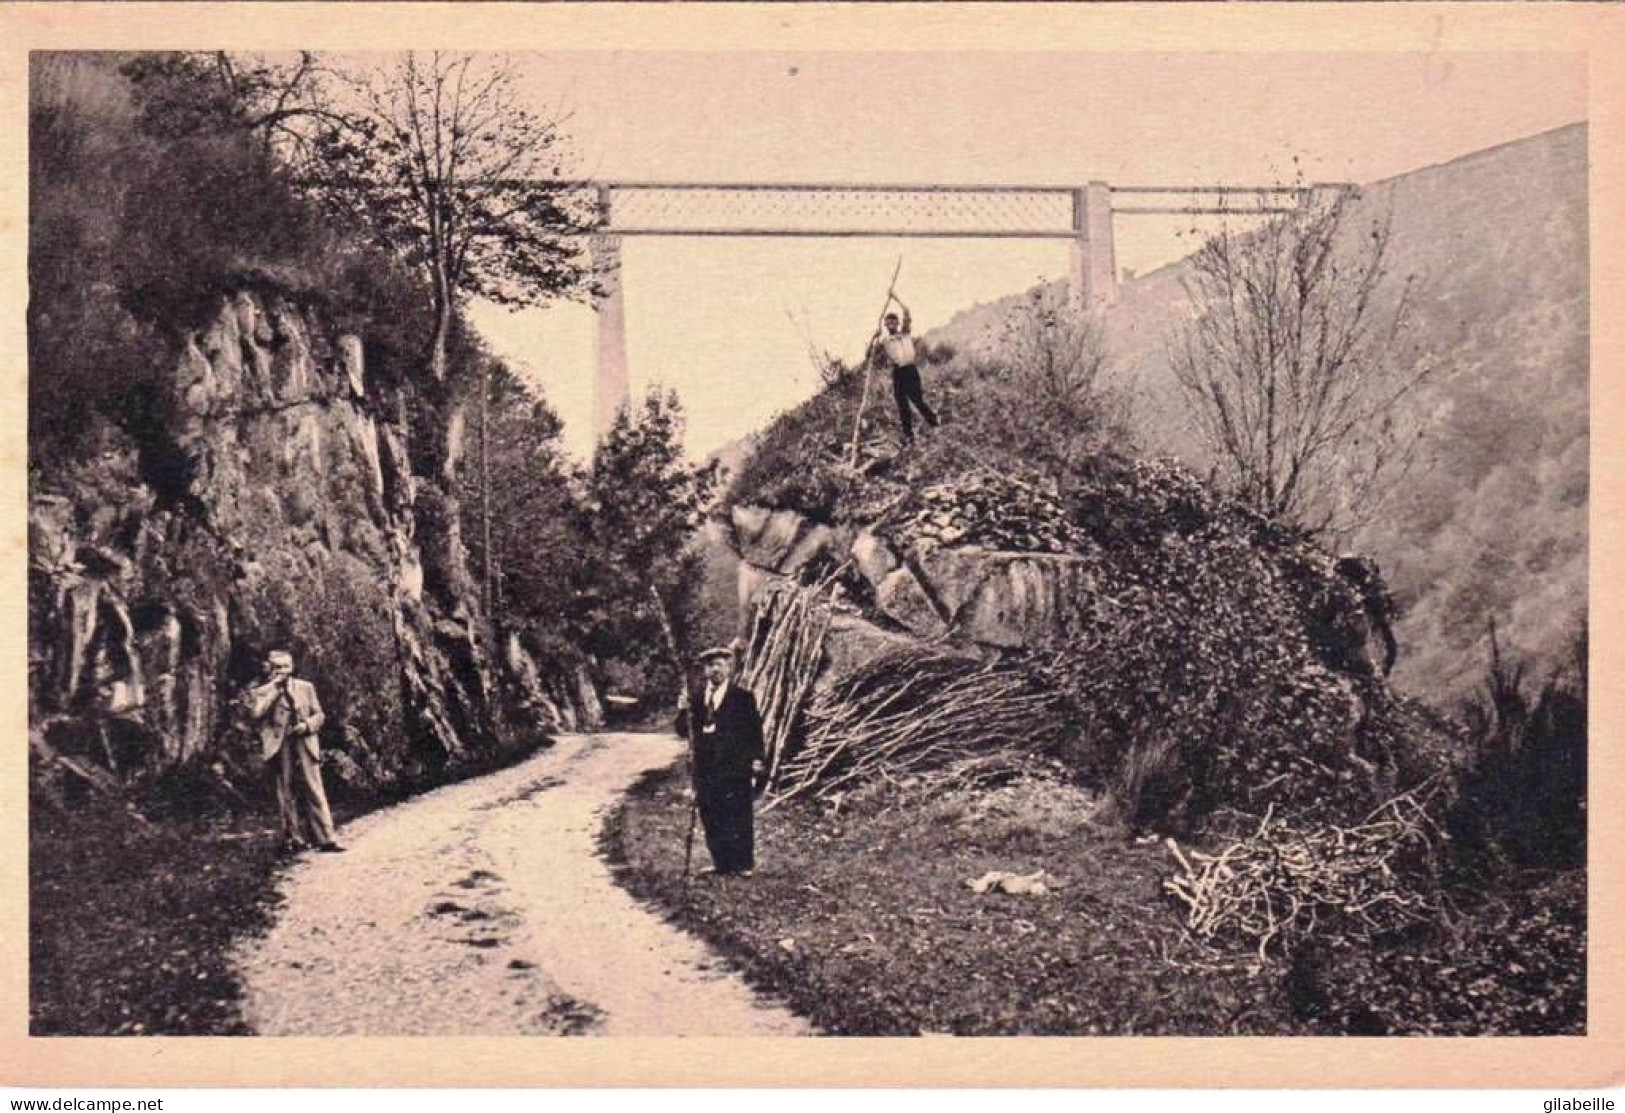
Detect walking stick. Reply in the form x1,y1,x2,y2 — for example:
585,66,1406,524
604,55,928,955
845,256,904,470
648,584,702,881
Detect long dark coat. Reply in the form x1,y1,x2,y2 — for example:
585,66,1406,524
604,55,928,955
675,683,765,873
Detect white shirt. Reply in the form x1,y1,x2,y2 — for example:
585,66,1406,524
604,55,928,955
880,331,917,367
703,680,729,731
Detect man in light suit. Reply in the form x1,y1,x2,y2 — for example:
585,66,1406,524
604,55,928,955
243,649,343,854
675,646,766,876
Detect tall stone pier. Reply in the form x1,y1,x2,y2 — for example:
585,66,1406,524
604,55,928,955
1069,181,1118,311
593,184,631,440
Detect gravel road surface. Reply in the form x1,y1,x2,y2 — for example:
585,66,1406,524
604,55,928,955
235,733,810,1036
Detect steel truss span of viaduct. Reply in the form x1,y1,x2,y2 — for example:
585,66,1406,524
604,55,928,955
566,179,1318,438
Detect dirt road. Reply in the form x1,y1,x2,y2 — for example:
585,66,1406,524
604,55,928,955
234,733,811,1036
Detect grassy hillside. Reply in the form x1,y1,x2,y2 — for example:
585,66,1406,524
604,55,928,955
931,123,1588,705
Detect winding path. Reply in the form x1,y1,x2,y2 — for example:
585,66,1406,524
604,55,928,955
234,733,810,1036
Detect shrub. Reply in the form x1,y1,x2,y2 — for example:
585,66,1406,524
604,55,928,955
1448,623,1587,873
230,549,403,779
1290,870,1584,1035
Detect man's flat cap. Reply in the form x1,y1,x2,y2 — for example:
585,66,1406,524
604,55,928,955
697,646,736,663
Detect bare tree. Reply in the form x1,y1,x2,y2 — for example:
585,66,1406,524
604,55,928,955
1170,187,1432,536
984,284,1121,493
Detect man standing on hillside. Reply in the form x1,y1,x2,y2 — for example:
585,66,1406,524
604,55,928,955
675,646,766,876
243,649,344,854
873,293,940,446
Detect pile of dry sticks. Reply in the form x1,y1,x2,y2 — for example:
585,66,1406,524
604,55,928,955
738,571,841,782
769,647,1066,809
1162,785,1445,962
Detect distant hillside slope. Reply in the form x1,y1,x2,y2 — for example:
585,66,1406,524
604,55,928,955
931,123,1588,706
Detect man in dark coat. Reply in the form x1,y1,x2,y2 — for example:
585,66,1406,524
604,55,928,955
675,646,766,876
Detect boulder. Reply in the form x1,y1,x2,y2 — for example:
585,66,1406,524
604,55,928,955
28,495,79,578
338,334,366,398
954,552,1092,648
737,562,784,622
734,507,1095,651
818,613,973,692
866,543,1092,650
573,665,605,731
910,544,992,619
730,505,840,574
850,528,899,588
784,521,842,574
873,564,949,639
499,655,603,735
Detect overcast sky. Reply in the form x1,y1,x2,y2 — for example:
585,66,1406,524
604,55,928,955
461,50,1586,459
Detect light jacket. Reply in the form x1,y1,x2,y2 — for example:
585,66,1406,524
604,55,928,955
243,677,326,761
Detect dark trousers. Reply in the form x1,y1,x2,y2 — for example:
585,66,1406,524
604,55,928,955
696,774,755,873
891,364,939,443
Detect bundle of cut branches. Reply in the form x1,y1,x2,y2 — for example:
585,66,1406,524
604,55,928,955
767,647,1066,809
1163,785,1444,962
739,572,840,779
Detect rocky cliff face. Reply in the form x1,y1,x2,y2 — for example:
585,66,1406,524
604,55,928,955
28,288,594,795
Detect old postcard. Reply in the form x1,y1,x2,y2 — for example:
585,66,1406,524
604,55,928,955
3,1,1622,1090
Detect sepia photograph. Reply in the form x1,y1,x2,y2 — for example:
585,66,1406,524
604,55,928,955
8,1,1621,1090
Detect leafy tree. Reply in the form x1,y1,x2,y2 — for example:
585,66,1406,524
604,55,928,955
120,51,342,162
462,378,722,695
306,51,600,603
579,391,720,690
459,362,590,656
1170,187,1434,536
312,52,598,381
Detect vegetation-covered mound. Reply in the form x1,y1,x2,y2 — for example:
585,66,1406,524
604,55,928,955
727,327,1453,835
930,125,1589,709
680,292,1584,1033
